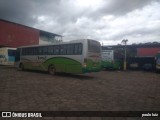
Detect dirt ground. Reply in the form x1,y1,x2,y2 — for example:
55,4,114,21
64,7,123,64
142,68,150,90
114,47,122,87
0,66,160,119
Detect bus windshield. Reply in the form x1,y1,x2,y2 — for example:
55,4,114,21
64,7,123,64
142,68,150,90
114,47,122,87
88,40,101,53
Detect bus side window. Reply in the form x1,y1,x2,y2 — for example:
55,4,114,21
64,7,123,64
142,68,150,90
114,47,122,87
48,46,54,55
24,48,27,55
74,44,78,55
60,45,67,55
32,47,37,55
33,47,38,55
25,48,28,55
78,44,82,54
74,43,82,55
30,48,34,55
38,47,43,55
30,48,33,55
67,44,74,55
26,48,32,55
54,46,60,55
22,48,25,55
43,47,48,55
23,48,26,55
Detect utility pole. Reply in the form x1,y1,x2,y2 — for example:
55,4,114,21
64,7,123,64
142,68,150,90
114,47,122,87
121,39,128,71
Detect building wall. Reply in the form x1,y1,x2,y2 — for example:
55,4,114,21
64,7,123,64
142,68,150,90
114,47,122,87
0,20,39,48
137,47,160,57
39,36,52,44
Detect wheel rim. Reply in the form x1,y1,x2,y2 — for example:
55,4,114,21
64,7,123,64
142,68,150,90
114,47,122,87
19,64,24,70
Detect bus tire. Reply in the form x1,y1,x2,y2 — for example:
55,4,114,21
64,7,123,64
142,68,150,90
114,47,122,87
19,63,24,71
118,66,121,70
48,65,56,75
156,68,160,73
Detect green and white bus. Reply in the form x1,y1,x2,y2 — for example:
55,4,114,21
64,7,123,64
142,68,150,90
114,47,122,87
101,50,123,70
15,39,101,74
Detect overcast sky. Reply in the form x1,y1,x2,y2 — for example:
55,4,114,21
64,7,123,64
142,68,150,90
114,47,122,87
0,0,160,45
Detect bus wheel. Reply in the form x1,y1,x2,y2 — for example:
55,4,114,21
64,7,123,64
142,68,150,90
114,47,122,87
19,63,24,71
118,66,121,70
48,65,56,75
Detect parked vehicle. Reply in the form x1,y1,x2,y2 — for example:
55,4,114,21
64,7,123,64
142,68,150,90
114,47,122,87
0,47,16,65
101,50,122,70
155,52,160,72
128,57,155,71
15,39,101,74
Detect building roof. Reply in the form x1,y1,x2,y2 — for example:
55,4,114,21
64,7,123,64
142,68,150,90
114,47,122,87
102,43,160,49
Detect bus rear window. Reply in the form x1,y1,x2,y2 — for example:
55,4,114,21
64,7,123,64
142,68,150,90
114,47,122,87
88,40,100,53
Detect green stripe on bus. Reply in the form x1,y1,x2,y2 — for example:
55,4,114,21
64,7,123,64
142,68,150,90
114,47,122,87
22,57,101,73
42,57,82,73
83,59,101,73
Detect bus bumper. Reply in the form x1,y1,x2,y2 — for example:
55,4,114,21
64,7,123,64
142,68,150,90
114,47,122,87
82,67,101,73
156,65,160,70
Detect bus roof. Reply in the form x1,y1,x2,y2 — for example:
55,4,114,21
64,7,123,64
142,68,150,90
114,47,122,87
17,39,99,48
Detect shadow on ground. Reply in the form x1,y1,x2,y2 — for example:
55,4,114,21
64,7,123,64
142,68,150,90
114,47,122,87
19,69,95,80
